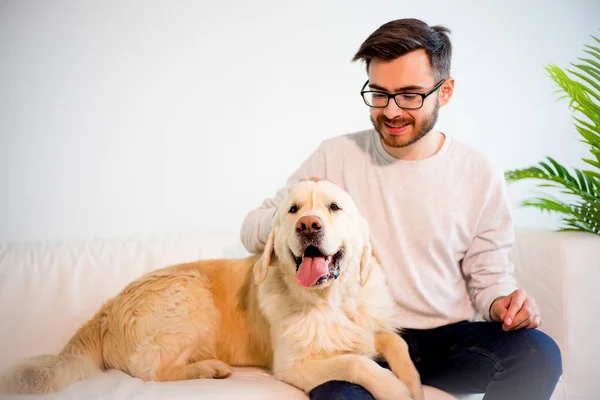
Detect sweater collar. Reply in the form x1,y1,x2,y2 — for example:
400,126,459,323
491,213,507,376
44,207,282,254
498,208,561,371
371,128,452,166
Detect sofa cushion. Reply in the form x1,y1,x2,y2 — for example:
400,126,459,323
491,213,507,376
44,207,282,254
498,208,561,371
15,231,592,399
5,367,466,400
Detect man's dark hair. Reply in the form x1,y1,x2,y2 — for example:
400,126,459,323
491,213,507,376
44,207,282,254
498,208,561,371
352,18,452,81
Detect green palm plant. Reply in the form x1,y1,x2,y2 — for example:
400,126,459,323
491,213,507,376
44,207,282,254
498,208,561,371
504,33,600,235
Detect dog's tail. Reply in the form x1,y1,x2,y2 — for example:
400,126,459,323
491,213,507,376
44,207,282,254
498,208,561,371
0,309,105,395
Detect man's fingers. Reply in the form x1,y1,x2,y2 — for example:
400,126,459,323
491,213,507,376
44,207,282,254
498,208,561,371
525,300,541,329
300,176,322,182
529,315,541,329
510,298,533,327
511,313,533,331
503,296,542,331
490,296,509,322
513,312,541,331
498,298,508,321
492,290,541,329
504,289,526,325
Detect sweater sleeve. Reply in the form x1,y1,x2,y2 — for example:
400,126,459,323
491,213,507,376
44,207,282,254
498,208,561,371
461,166,519,321
239,142,328,254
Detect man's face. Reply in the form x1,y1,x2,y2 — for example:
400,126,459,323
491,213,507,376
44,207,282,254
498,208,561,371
367,49,448,149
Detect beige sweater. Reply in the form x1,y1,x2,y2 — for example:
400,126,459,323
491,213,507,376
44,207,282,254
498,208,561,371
240,129,518,329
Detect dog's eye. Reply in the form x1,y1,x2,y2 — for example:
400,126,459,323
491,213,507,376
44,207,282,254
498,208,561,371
289,205,298,214
330,203,341,212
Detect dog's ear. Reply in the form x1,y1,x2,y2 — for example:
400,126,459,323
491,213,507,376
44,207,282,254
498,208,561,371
359,236,373,286
254,226,278,285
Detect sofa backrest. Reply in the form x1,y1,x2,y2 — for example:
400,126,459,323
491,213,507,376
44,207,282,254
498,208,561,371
0,232,249,371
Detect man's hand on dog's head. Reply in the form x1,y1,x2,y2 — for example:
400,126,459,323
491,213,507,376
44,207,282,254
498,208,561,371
300,177,324,183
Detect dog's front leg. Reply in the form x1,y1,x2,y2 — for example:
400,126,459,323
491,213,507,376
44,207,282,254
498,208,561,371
276,354,413,400
375,332,424,400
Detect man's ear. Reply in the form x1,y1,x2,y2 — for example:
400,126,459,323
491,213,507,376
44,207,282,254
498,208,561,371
438,77,455,108
254,226,278,285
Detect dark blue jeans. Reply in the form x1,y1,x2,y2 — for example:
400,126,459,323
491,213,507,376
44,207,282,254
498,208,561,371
309,321,562,400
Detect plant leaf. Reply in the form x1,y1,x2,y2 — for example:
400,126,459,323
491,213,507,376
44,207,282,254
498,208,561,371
575,169,589,192
578,57,600,72
584,44,600,62
566,69,600,102
506,33,600,236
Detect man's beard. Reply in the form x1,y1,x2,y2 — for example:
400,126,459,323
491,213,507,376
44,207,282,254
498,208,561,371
371,102,440,149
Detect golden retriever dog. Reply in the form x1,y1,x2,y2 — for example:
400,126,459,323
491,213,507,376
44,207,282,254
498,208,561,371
0,180,423,400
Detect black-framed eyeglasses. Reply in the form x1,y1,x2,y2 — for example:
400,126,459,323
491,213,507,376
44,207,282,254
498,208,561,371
360,79,445,110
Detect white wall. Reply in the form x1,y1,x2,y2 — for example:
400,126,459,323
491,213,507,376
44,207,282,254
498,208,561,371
1,0,598,243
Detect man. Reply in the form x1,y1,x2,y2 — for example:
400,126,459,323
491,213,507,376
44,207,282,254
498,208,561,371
240,18,562,400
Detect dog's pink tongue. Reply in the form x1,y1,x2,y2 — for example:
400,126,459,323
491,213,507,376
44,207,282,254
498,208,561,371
296,256,329,287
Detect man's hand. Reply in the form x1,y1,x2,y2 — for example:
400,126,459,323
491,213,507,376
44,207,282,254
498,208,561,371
489,289,541,331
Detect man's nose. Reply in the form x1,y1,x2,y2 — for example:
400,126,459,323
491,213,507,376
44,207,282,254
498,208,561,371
383,97,406,120
296,215,322,236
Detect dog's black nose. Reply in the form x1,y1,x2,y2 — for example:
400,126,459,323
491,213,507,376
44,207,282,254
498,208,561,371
296,216,322,236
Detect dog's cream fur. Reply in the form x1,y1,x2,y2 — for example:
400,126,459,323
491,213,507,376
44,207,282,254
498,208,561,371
0,181,423,400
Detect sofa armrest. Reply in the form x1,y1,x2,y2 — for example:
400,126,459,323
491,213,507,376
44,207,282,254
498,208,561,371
512,229,600,400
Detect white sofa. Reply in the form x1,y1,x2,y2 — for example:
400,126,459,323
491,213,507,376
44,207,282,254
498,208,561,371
0,229,598,400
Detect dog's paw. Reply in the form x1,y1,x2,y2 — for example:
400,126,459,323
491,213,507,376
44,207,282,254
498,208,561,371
408,384,425,400
382,386,413,400
196,360,232,379
374,369,413,400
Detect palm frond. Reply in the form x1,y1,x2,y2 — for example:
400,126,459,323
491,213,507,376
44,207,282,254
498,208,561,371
568,60,600,90
505,33,600,236
583,49,600,63
585,169,600,181
577,57,600,71
567,68,600,102
522,197,600,235
505,157,600,198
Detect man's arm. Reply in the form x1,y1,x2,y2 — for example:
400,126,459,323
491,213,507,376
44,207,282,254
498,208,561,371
240,143,328,254
461,166,519,321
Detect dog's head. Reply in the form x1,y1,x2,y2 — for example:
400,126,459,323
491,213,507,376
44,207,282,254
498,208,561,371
254,180,373,289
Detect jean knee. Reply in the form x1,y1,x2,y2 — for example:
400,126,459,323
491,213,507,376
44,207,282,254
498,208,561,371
309,380,375,400
519,329,563,380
